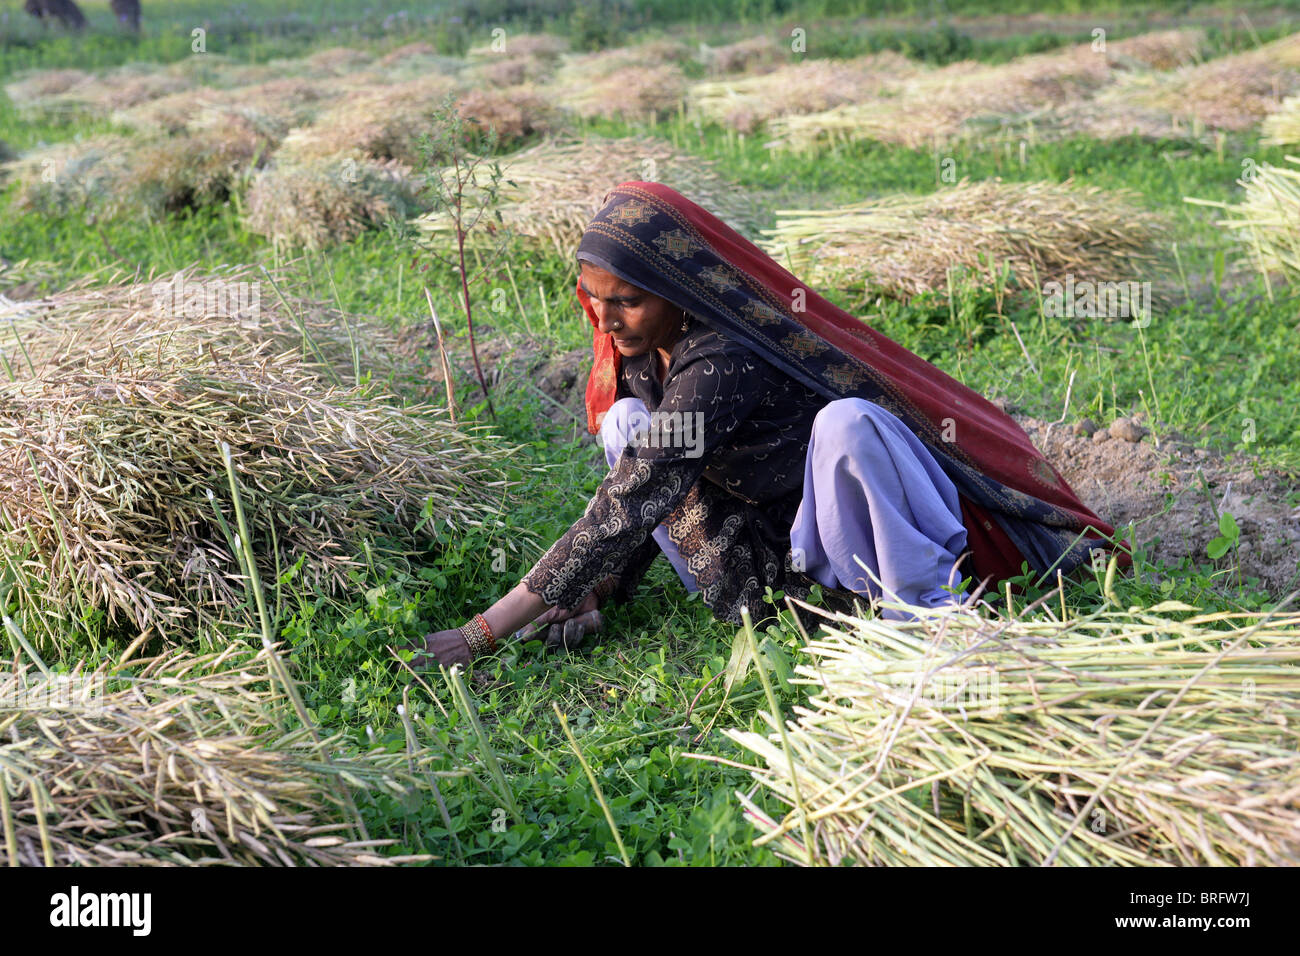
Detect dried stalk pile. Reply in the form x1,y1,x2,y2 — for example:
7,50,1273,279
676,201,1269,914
1262,95,1300,147
5,116,276,218
243,157,424,249
1116,33,1300,133
1188,156,1300,287
413,136,764,257
274,75,462,166
723,598,1300,866
767,42,1115,151
688,52,918,133
0,265,423,382
0,271,529,643
0,643,439,866
759,178,1166,298
547,41,693,123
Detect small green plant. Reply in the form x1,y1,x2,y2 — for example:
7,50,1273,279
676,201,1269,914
414,94,516,421
1206,511,1241,561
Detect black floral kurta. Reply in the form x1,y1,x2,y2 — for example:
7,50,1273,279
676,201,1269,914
522,317,851,625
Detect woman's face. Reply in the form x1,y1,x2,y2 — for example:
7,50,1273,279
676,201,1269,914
579,262,683,358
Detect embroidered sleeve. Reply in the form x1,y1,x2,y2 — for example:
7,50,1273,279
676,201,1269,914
521,342,767,612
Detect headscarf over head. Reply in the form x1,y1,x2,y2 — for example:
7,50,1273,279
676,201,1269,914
574,181,1128,583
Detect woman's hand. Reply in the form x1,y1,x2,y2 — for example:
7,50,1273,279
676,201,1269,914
414,628,472,668
514,588,605,652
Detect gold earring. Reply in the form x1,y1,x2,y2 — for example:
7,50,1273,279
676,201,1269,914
680,310,690,333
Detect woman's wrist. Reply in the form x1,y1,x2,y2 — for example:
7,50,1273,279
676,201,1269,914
458,613,496,657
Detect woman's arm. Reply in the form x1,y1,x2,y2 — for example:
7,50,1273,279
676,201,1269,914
417,576,616,667
418,334,768,667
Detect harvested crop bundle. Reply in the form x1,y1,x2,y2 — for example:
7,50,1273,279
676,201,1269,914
3,67,88,108
723,600,1300,866
275,75,460,165
1105,28,1206,70
3,62,192,122
1042,94,1200,143
0,264,425,383
466,32,569,61
688,52,918,133
0,272,527,641
374,41,466,79
697,35,784,75
555,39,691,79
463,32,567,87
1261,94,1300,146
547,40,693,122
551,63,688,123
7,120,274,218
767,42,1116,150
298,45,373,75
759,178,1165,298
1189,156,1300,287
4,134,137,217
127,118,275,213
113,78,333,138
1117,33,1300,132
243,156,423,249
412,136,763,257
465,53,557,88
163,53,281,90
0,644,437,866
454,85,558,148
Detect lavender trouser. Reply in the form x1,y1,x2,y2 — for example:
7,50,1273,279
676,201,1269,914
598,397,970,618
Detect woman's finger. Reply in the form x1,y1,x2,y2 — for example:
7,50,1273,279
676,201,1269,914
516,607,564,641
543,611,603,653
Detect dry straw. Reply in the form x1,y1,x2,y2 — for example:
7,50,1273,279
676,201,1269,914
0,269,530,644
688,52,919,133
413,136,764,257
0,642,440,866
547,40,693,123
1104,28,1206,71
1262,95,1300,147
3,62,193,121
697,35,784,75
716,594,1300,866
6,115,276,219
767,42,1115,151
466,32,569,61
275,75,461,166
2,67,90,109
1187,156,1300,289
1115,33,1300,133
0,264,423,381
463,33,568,88
759,178,1166,298
3,134,137,217
243,157,424,249
551,64,688,123
113,79,334,139
374,41,468,79
453,85,560,148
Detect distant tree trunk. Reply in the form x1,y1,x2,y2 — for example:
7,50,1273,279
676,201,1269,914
111,0,141,31
23,0,88,30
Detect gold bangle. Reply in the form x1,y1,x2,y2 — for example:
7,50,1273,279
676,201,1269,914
458,613,496,658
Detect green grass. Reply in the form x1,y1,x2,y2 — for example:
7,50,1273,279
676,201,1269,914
2,0,1298,866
